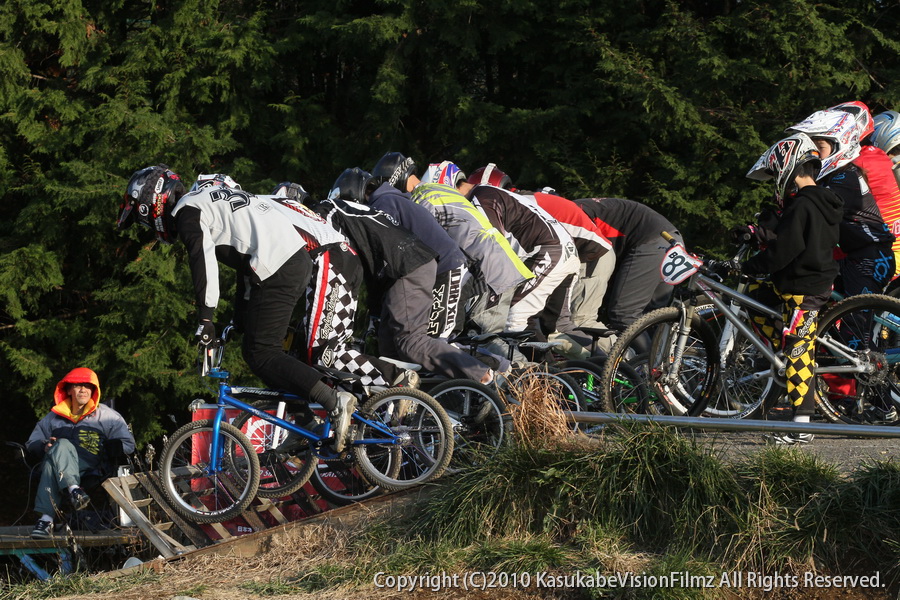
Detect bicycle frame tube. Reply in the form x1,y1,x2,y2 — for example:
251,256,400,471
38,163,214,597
693,274,786,373
204,380,400,473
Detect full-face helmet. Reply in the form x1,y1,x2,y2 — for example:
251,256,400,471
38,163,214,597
328,167,376,203
786,109,862,178
372,152,417,192
190,173,241,192
118,165,185,244
872,111,900,156
466,163,513,189
421,161,467,187
747,133,821,207
827,100,875,140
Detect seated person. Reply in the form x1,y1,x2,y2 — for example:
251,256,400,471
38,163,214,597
25,367,135,538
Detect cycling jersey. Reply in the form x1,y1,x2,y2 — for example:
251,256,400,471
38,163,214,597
411,183,533,295
311,197,436,281
368,182,466,274
468,185,569,255
820,164,894,254
529,192,612,262
854,146,900,276
172,187,308,319
573,197,677,256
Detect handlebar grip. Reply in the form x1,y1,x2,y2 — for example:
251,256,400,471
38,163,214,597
660,231,675,243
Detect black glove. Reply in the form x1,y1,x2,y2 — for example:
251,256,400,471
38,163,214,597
729,224,758,245
194,319,216,346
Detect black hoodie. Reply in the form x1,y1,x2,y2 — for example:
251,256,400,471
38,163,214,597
742,186,843,295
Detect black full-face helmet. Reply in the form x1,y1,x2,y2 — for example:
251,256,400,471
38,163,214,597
118,165,185,244
372,152,417,192
328,167,376,203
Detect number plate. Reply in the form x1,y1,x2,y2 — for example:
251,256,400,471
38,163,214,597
660,244,702,285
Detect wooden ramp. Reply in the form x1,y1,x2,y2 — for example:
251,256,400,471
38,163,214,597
100,469,364,560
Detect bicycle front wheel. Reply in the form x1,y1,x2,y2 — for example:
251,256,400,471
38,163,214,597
230,403,318,498
159,420,260,523
428,379,510,472
600,307,718,415
353,388,454,491
815,294,900,425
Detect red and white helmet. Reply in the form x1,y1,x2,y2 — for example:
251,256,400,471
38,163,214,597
421,161,467,187
747,133,821,206
827,100,874,140
786,108,862,178
466,163,513,189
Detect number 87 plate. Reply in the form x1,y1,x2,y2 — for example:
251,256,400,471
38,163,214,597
660,244,703,285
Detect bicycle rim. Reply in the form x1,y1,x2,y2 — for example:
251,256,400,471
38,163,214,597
353,388,454,491
159,420,260,523
815,294,900,425
428,379,510,472
703,327,780,419
601,307,717,416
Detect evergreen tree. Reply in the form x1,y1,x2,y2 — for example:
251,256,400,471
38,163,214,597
0,0,897,447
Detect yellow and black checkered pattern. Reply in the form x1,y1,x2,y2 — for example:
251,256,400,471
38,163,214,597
748,282,822,415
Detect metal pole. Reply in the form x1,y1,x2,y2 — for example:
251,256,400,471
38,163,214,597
567,411,900,438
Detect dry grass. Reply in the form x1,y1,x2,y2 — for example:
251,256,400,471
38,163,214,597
502,366,574,447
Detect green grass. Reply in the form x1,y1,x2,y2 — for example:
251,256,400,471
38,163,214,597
9,422,900,599
294,422,900,595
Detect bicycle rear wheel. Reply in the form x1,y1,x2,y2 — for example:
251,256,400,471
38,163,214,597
600,307,718,415
352,388,454,491
702,326,781,419
310,455,382,506
814,294,900,425
556,359,606,412
428,379,510,472
229,403,318,498
159,420,260,523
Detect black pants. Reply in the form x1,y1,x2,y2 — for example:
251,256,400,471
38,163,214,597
242,250,325,401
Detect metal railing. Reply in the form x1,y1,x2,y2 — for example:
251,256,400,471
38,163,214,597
567,411,900,438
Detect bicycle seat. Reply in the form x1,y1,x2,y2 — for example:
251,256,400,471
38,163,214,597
519,341,563,352
449,332,499,345
495,331,536,343
317,366,361,384
576,327,616,340
378,356,422,371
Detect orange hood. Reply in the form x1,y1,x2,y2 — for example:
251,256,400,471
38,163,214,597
51,367,101,423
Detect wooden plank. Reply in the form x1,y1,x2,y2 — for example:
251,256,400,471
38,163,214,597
0,526,138,552
136,472,209,549
102,478,186,559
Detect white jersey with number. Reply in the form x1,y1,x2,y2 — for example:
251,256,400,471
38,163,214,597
172,187,309,313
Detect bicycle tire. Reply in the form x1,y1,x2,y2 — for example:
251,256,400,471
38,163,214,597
428,379,510,472
702,323,781,420
159,420,260,523
229,403,318,498
600,307,719,415
352,388,454,491
309,455,382,506
814,293,900,425
556,359,607,412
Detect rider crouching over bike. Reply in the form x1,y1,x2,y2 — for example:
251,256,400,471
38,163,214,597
118,166,357,452
741,133,843,444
